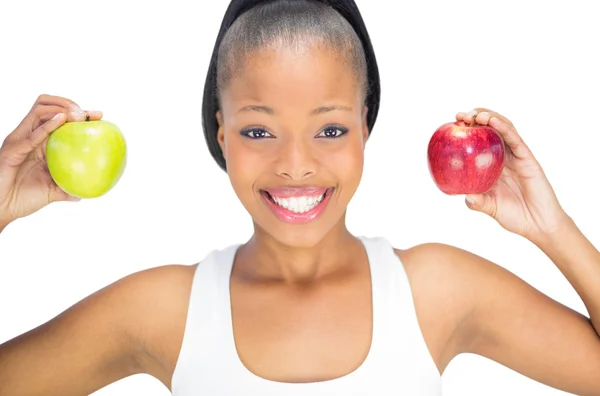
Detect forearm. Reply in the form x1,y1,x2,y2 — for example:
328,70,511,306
534,215,600,336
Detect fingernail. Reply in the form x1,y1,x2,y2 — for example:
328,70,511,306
466,195,475,204
70,110,84,119
467,110,478,116
52,113,64,120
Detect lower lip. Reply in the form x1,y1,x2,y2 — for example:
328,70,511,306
261,188,334,224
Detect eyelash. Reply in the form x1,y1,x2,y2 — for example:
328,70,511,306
240,125,349,140
317,125,349,139
240,127,274,139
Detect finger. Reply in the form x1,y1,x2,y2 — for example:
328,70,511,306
49,182,81,203
30,113,67,146
465,192,497,218
71,110,103,122
463,109,531,160
473,112,525,158
8,105,100,143
34,105,68,126
8,104,65,142
457,109,478,125
40,109,103,123
473,108,515,128
486,116,532,160
34,105,101,123
0,113,66,168
473,111,494,126
459,108,515,128
34,94,81,111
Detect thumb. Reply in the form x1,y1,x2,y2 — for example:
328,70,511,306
49,183,81,203
465,193,496,217
64,194,82,202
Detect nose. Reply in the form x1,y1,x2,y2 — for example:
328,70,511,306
274,137,317,180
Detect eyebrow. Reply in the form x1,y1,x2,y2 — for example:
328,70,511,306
237,104,353,115
311,105,353,115
237,105,275,115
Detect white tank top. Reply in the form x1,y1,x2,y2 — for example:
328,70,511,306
171,236,442,395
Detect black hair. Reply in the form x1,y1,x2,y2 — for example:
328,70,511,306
202,0,381,171
217,1,368,100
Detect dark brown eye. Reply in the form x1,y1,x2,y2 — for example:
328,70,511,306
240,127,273,139
317,126,348,138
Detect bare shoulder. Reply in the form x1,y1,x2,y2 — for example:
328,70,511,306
62,263,199,387
391,242,509,373
394,242,600,394
394,242,512,303
393,242,490,311
117,263,198,386
0,263,197,395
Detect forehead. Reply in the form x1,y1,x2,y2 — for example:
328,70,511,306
221,46,361,110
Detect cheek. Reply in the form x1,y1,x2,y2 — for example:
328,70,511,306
224,135,267,197
327,137,365,182
303,137,365,207
330,137,364,169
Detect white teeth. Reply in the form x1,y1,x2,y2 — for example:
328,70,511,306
289,197,299,212
271,193,326,213
298,197,307,212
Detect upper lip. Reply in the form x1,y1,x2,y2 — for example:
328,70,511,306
261,186,332,198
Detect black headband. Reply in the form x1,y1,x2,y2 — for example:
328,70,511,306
202,0,381,171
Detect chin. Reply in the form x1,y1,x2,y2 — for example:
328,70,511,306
264,224,336,249
252,220,343,250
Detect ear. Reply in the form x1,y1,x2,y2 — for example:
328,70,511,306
216,111,225,153
361,105,369,145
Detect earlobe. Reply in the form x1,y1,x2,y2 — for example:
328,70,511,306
216,111,225,152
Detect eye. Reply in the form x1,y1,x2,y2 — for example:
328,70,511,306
316,125,349,139
240,127,274,139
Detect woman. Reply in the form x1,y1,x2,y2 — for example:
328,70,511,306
1,0,599,395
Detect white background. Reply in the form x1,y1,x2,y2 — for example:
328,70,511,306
1,0,598,395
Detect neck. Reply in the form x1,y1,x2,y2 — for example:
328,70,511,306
235,219,363,284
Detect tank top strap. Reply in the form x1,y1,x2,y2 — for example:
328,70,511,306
359,236,441,388
171,244,241,393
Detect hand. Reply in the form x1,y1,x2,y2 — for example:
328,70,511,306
0,94,103,226
456,108,570,242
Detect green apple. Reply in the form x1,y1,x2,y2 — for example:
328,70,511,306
46,120,127,199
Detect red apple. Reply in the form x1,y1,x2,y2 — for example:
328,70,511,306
427,121,505,195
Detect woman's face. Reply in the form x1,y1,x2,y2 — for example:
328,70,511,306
217,45,369,247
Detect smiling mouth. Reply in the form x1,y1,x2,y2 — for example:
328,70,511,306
261,188,333,214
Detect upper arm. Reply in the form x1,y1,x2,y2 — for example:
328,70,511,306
0,264,195,396
425,244,600,395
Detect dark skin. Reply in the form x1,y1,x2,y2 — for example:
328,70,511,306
1,44,600,396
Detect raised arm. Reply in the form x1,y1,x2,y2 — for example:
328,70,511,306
411,238,600,395
0,95,193,394
431,109,600,394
